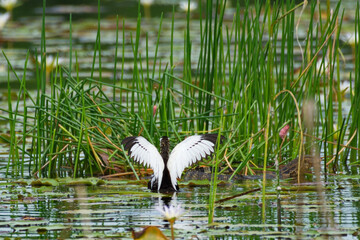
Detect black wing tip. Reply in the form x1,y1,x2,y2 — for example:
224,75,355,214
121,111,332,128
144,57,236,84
121,136,139,151
201,133,225,144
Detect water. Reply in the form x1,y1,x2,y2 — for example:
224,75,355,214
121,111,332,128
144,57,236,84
0,176,359,239
0,0,357,87
1,1,360,239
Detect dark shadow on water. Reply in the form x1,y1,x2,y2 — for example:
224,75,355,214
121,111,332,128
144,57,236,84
277,196,282,231
161,195,172,207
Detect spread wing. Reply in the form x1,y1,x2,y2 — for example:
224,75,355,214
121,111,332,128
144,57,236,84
121,136,164,190
167,134,224,190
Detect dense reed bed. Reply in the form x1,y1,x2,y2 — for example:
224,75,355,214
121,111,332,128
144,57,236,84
1,0,359,194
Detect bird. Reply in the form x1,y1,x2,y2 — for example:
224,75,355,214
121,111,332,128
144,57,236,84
121,133,224,193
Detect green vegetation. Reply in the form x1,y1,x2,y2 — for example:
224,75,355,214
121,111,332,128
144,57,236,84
1,0,359,198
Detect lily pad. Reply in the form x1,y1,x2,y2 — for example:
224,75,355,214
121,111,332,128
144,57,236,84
31,179,60,187
182,180,211,186
4,219,48,228
59,177,106,186
16,224,70,233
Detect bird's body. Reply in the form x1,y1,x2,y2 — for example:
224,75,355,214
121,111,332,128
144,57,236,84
148,136,177,192
121,134,224,192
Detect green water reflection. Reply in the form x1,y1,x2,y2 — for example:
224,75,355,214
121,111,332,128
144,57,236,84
0,178,359,239
1,0,360,239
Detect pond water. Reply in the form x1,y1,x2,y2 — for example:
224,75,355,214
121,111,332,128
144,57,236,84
0,177,359,239
0,0,357,87
1,0,360,239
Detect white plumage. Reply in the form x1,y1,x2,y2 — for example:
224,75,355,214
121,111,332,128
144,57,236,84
167,135,216,190
122,136,164,191
121,134,223,192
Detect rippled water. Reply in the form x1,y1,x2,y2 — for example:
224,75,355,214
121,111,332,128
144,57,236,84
1,0,360,239
0,0,357,87
0,176,359,239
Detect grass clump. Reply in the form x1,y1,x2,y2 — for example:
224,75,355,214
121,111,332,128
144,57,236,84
0,0,359,187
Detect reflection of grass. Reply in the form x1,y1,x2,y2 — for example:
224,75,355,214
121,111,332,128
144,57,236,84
1,0,359,199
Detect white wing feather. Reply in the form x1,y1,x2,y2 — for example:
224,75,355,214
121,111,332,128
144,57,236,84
123,136,164,191
167,135,217,190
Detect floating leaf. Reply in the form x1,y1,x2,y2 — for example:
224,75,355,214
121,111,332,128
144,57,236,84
61,178,106,186
31,179,59,187
132,226,168,240
4,220,48,228
182,180,211,186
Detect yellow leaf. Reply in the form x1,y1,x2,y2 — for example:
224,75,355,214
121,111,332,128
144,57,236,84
132,226,168,240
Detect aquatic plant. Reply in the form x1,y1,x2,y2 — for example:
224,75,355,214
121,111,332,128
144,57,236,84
0,0,19,12
132,226,168,240
0,0,359,212
156,204,185,222
156,204,185,240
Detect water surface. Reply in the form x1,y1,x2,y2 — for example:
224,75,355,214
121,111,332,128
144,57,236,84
0,176,359,239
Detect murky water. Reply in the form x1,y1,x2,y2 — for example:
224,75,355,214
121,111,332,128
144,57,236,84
0,0,357,87
1,0,360,239
0,176,359,239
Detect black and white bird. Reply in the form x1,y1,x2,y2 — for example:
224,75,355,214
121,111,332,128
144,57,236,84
121,134,224,192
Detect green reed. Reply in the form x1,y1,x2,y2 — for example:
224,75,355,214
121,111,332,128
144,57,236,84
346,2,360,167
0,0,358,189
